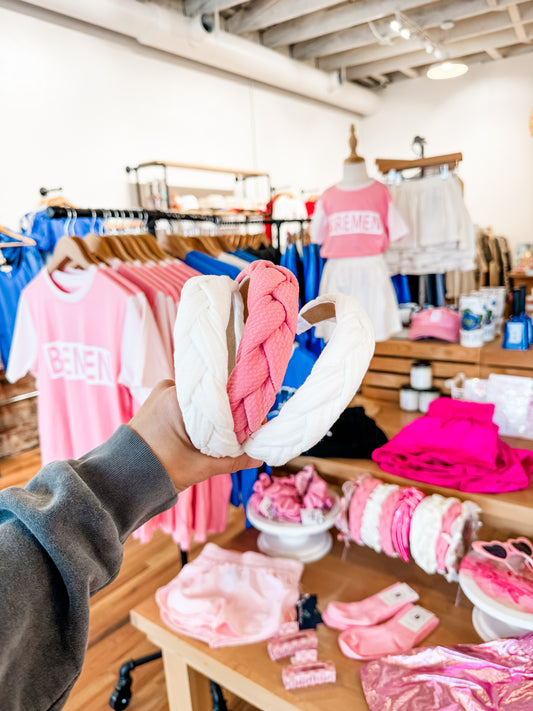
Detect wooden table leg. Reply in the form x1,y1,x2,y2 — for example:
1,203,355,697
162,649,212,711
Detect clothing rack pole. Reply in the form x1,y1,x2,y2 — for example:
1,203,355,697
44,206,310,227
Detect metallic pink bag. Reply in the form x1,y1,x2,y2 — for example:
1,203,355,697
361,633,533,710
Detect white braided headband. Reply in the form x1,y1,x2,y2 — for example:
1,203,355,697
174,276,376,465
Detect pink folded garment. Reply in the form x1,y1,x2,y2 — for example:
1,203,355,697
156,543,303,647
372,398,533,493
361,633,533,711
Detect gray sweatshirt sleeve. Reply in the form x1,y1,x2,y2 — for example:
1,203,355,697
0,425,178,711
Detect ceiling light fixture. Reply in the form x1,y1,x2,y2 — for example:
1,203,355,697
400,27,411,39
425,41,434,54
390,18,401,32
427,61,469,80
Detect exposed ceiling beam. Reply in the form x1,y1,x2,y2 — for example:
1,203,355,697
346,24,533,79
486,47,504,58
292,0,533,61
183,0,242,16
508,3,530,41
292,0,491,60
399,67,420,77
262,0,437,49
225,0,340,35
317,6,531,70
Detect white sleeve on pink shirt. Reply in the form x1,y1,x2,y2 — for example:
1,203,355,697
310,198,328,245
119,293,172,404
6,296,38,383
388,201,409,243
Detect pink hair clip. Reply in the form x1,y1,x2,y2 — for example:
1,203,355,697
290,649,318,664
268,629,318,661
282,660,336,690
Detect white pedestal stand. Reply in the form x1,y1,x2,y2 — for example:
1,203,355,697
246,497,341,564
459,570,533,642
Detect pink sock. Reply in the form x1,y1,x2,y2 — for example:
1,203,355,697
322,583,419,630
337,604,439,660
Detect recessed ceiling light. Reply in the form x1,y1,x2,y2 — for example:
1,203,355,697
425,42,434,54
427,61,469,80
390,19,401,32
400,27,411,39
434,48,444,60
440,20,455,30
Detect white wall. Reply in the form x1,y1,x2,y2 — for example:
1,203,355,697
2,5,532,253
0,5,355,227
360,52,533,252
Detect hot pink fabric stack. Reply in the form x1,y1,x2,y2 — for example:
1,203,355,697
248,465,335,523
372,398,533,493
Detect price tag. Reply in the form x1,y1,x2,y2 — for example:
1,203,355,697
378,583,418,608
300,508,325,526
259,496,275,519
397,606,435,633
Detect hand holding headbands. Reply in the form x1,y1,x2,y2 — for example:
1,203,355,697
174,260,376,466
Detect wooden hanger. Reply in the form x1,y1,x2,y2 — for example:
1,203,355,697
375,152,463,174
84,233,117,263
158,231,191,261
0,224,37,248
47,235,101,273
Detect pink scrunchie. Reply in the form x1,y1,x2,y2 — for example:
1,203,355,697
349,477,381,544
391,487,425,562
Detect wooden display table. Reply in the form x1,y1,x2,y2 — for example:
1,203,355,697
130,529,477,711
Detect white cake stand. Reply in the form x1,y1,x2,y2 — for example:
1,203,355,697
459,568,533,642
246,495,341,564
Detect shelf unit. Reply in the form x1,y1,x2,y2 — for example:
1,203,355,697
125,161,271,211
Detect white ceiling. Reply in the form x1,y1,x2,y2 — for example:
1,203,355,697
181,0,533,87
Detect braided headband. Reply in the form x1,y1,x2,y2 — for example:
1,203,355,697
174,273,375,465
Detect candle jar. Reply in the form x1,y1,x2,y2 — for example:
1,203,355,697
410,361,432,390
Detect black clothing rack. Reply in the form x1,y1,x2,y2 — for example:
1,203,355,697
45,205,310,227
45,206,310,248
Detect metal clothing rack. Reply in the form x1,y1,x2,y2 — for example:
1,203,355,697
44,206,311,249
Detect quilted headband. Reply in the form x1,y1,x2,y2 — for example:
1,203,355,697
174,261,375,466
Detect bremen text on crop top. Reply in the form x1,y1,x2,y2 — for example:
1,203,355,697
311,181,407,259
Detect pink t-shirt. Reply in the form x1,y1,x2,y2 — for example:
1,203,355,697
311,181,407,258
7,266,169,464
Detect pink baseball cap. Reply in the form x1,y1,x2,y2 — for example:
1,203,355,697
408,308,460,343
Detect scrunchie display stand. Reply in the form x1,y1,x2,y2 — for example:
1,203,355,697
336,474,481,583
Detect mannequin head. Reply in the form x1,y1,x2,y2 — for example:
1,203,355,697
339,124,369,188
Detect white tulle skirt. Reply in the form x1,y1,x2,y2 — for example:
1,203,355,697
316,253,401,342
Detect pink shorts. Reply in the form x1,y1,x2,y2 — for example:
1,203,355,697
156,543,303,647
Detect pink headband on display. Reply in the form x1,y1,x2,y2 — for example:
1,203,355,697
349,477,381,544
378,487,405,558
390,488,426,562
435,501,462,575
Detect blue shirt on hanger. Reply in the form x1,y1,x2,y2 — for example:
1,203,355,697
0,242,42,368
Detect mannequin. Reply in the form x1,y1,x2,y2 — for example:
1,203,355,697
338,125,371,189
310,126,408,342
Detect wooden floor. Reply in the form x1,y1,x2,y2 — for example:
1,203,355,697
0,448,257,711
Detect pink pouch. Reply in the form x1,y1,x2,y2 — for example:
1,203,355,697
268,630,318,661
282,660,336,690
